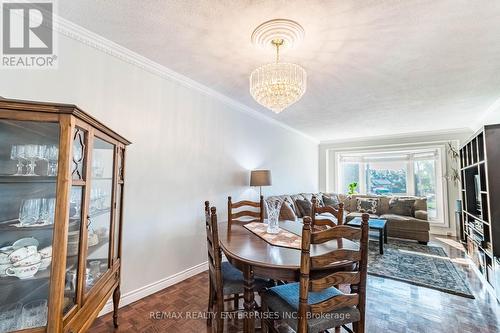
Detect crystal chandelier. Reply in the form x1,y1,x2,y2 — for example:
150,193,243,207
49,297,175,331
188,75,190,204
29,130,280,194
249,20,307,114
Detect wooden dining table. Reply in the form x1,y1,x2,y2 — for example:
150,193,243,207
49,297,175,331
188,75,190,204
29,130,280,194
218,220,359,333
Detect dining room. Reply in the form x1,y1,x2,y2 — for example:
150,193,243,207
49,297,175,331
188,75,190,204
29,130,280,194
1,1,500,333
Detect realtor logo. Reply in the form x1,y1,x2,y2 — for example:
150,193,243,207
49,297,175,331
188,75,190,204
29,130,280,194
1,0,57,68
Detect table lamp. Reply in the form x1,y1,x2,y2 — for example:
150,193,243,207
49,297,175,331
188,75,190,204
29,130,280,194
250,170,272,197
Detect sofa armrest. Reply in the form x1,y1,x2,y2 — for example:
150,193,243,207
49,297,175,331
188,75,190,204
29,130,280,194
415,210,428,221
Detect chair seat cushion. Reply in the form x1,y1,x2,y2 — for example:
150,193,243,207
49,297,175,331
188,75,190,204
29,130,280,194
221,262,271,294
262,283,360,333
379,214,430,231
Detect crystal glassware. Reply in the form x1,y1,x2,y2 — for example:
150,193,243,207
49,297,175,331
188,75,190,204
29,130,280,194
0,302,22,332
24,144,39,176
10,145,25,176
20,299,47,329
19,199,41,226
89,260,101,280
39,198,56,225
92,158,104,178
266,199,282,234
46,145,59,176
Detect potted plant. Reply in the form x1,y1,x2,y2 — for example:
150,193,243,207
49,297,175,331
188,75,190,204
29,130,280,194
348,182,358,195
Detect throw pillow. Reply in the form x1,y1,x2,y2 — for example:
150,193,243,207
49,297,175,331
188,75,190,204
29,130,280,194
322,194,340,209
295,199,312,217
279,201,297,221
356,198,378,214
389,198,415,217
313,194,324,206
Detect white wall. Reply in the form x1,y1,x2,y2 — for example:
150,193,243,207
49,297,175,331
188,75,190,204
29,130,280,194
0,31,318,300
319,130,472,236
483,105,500,125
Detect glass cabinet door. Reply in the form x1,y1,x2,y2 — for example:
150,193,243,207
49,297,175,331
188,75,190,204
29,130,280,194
85,136,115,292
0,120,59,332
112,147,124,263
63,127,87,315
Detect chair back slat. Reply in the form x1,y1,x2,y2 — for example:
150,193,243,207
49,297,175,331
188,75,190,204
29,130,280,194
207,241,215,261
311,225,362,244
297,214,369,332
232,200,261,209
228,195,264,225
309,272,360,292
309,294,359,313
204,202,223,304
311,196,344,228
310,249,361,269
231,210,261,220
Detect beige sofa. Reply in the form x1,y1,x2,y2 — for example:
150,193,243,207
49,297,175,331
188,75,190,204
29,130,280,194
264,192,430,244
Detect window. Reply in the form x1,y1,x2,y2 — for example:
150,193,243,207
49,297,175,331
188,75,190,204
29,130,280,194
337,147,446,224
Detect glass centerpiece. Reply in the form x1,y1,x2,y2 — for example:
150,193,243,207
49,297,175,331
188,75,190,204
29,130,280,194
266,199,282,234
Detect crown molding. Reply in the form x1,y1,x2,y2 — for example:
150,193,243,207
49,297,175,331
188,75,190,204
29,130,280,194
320,127,472,145
476,95,500,127
52,16,319,144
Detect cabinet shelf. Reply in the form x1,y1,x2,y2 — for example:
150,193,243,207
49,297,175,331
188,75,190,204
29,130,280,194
463,211,489,225
0,175,57,183
460,160,485,171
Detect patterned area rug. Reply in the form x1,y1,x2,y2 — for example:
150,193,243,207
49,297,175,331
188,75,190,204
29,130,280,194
368,239,474,298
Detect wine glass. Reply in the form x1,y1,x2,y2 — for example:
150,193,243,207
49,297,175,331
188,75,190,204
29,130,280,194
10,145,25,176
39,198,56,225
45,145,59,176
36,145,48,174
19,199,41,226
24,144,39,176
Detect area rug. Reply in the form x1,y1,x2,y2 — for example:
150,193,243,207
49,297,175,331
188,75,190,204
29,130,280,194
368,239,474,298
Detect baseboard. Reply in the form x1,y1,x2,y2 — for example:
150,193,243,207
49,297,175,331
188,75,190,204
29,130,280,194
430,227,456,237
464,257,499,302
98,261,208,316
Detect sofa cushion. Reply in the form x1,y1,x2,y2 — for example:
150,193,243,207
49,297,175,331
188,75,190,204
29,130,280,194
356,197,379,214
300,193,314,203
279,201,297,221
322,194,340,209
389,198,415,217
414,210,428,221
377,196,390,215
379,214,430,232
345,212,379,223
290,194,306,217
295,199,312,217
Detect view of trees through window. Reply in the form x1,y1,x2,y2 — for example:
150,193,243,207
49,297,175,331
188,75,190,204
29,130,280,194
367,161,407,195
338,149,442,221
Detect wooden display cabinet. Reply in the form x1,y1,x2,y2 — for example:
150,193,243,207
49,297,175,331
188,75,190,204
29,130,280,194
0,98,130,332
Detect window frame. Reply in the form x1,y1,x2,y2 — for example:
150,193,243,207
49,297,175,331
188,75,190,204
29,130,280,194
334,144,449,226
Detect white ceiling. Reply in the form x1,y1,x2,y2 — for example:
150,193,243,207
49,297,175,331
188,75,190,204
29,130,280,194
59,0,500,142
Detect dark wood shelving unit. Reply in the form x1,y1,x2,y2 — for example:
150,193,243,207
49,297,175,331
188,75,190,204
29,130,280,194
460,124,500,301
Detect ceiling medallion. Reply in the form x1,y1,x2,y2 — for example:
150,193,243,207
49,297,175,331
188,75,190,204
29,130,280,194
249,19,307,114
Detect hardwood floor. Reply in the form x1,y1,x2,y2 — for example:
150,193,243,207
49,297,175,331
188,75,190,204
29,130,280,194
91,235,500,332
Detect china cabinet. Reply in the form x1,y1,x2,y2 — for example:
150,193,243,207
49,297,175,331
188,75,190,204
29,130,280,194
0,98,130,332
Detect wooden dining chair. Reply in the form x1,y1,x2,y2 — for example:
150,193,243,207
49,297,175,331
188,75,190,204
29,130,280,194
311,196,344,229
204,202,271,332
227,195,264,226
261,214,369,333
